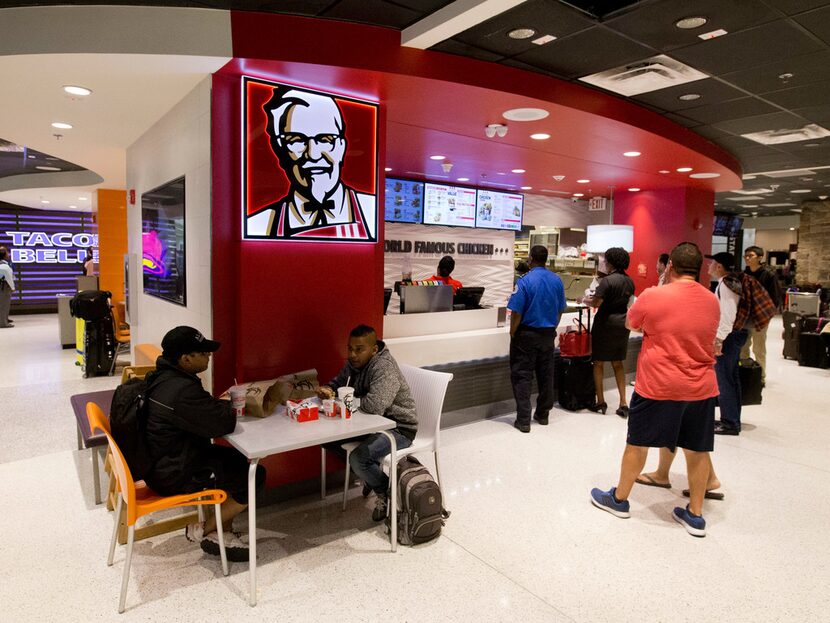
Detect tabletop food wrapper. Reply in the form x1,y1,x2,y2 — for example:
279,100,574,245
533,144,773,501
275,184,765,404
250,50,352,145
220,368,319,418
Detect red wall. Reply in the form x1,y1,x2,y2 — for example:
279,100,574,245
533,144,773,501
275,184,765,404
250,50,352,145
614,187,714,294
211,68,386,487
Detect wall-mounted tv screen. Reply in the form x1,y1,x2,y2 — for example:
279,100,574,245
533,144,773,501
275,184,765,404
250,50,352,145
726,215,744,236
475,189,523,231
384,178,424,224
423,182,476,227
142,176,186,306
712,215,730,236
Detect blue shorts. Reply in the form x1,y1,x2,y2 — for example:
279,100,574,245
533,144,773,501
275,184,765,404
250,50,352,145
626,392,716,452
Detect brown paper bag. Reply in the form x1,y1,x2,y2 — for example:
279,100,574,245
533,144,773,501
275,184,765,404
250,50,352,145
220,369,319,418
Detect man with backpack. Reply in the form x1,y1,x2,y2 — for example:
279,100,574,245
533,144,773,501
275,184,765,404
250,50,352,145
142,326,265,561
741,246,782,385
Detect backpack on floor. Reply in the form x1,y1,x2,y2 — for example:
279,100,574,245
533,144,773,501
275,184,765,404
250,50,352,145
109,378,155,480
387,455,449,546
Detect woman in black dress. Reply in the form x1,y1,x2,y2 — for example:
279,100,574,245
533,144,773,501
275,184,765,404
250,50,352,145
583,247,635,417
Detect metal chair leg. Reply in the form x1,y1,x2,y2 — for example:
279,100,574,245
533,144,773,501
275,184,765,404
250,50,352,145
434,450,448,512
341,448,353,512
320,447,327,500
214,504,229,576
92,447,102,505
197,505,205,523
108,495,123,566
118,525,135,613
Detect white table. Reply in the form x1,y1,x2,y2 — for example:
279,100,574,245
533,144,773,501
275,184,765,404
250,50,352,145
223,410,399,606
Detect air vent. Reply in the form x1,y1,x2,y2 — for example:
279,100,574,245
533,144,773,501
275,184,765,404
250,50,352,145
579,55,708,97
742,124,830,145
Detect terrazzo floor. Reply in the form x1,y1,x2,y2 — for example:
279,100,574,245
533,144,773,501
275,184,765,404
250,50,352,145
1,313,828,622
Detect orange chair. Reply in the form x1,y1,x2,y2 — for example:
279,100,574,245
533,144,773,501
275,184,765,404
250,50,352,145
86,402,229,613
110,304,131,375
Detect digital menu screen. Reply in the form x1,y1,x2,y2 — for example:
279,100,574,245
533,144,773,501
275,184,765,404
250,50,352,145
423,183,476,228
384,178,424,224
475,189,523,231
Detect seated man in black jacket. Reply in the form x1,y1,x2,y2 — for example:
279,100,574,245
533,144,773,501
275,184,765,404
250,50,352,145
143,326,265,561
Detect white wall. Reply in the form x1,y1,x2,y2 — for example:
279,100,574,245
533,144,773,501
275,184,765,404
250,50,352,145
126,76,213,383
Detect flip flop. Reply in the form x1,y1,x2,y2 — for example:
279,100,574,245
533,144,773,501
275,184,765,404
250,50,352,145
635,474,671,489
682,488,725,501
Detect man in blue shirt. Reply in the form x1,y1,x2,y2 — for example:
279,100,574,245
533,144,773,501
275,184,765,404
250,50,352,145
507,245,566,432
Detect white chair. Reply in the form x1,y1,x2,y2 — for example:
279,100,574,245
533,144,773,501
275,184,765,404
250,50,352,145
320,364,453,511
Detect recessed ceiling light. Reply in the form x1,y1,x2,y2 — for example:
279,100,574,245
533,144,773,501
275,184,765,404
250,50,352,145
35,165,61,171
63,85,92,96
503,108,549,122
742,174,756,180
530,133,550,140
532,34,557,45
628,188,640,192
675,16,708,29
457,177,469,182
623,151,641,157
508,28,536,40
699,28,728,40
676,167,693,172
51,122,73,129
689,172,720,179
384,167,392,172
576,179,590,183
790,189,811,193
27,155,36,159
429,155,445,160
678,93,701,101
790,227,796,231
659,170,670,174
511,168,526,173
803,143,820,148
78,196,88,201
40,200,50,204
69,205,77,209
521,186,532,190
573,193,584,197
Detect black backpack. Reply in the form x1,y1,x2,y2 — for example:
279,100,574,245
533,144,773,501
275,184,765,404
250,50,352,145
71,290,112,321
109,378,155,480
387,455,449,546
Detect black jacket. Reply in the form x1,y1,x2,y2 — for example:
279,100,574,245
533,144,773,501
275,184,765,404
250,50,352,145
745,265,782,308
143,357,236,493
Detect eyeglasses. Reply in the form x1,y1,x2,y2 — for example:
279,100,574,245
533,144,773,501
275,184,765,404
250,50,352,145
279,133,341,154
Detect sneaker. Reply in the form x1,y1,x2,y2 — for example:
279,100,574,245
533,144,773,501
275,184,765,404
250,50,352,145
514,420,531,433
533,414,549,425
185,522,205,543
201,530,250,562
372,493,388,522
590,487,630,518
673,505,706,537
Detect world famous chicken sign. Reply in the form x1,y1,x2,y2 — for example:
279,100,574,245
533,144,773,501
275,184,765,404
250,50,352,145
243,78,379,243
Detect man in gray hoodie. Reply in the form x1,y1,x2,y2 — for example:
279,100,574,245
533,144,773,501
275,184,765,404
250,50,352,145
318,324,417,521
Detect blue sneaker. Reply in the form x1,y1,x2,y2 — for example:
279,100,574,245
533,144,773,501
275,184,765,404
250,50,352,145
673,505,706,537
590,487,630,518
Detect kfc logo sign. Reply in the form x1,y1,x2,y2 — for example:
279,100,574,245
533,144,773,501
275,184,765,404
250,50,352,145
243,77,379,243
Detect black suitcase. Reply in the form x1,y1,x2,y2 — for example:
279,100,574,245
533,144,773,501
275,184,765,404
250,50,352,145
84,315,116,377
555,355,595,411
782,311,803,360
798,332,829,369
738,358,763,405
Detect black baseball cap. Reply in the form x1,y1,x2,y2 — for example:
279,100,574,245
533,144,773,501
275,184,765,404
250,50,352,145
161,326,221,361
705,252,736,271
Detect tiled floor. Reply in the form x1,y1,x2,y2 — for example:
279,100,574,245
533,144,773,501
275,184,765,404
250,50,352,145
1,313,829,622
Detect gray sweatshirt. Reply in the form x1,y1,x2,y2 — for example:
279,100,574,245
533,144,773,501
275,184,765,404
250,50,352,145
327,341,418,440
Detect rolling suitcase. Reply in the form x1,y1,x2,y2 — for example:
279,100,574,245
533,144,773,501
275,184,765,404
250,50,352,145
83,315,116,377
782,311,803,360
555,355,595,411
738,358,763,406
798,332,829,369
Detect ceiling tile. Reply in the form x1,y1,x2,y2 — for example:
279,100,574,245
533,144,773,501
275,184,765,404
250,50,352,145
664,112,700,128
793,5,830,45
247,1,334,15
767,0,830,15
792,104,830,125
719,50,830,94
453,0,595,57
670,20,823,76
512,26,656,79
632,78,748,112
322,0,420,28
430,39,506,63
681,97,780,125
762,80,830,109
712,111,811,135
605,0,779,52
393,0,455,12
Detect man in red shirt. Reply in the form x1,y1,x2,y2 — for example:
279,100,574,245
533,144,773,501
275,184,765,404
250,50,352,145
430,255,463,293
590,242,720,537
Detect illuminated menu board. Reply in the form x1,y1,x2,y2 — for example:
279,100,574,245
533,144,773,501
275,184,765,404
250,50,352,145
384,178,424,224
475,189,523,231
423,183,476,228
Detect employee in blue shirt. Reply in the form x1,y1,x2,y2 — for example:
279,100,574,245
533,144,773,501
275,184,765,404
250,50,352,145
507,245,566,432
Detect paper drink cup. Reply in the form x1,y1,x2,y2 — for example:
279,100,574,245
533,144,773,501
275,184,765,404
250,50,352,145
230,387,246,418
